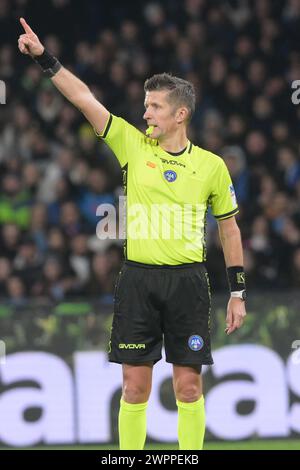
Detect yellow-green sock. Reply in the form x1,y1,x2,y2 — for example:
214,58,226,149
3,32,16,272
176,395,205,450
118,398,148,450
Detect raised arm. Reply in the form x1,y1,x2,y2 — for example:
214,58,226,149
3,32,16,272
18,18,109,135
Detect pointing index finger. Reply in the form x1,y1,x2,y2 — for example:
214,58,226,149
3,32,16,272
20,17,34,35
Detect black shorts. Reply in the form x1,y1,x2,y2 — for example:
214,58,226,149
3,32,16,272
108,260,214,366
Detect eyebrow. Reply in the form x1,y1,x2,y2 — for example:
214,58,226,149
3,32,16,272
144,101,161,108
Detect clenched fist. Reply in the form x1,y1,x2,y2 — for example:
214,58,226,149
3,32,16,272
18,18,44,56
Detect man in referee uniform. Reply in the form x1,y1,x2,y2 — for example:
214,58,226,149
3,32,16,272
18,18,247,450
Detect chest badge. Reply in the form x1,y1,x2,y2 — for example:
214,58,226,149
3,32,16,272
164,170,177,182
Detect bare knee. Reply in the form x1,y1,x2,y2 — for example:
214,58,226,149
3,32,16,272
122,363,153,404
173,366,202,403
122,382,151,403
175,383,201,403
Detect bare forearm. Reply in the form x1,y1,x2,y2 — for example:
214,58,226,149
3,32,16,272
51,66,109,132
51,66,91,109
51,66,109,133
219,225,243,267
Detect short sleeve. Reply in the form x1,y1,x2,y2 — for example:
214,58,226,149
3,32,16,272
210,158,239,220
94,114,143,167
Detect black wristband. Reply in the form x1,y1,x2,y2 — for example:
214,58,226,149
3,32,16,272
33,49,62,78
227,266,246,292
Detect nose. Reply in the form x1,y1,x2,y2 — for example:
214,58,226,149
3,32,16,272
143,109,151,121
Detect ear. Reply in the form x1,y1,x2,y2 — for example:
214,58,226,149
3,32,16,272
176,107,189,124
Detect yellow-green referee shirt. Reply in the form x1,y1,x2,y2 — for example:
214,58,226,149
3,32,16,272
96,114,238,265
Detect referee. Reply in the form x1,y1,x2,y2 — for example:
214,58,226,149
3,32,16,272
18,18,247,451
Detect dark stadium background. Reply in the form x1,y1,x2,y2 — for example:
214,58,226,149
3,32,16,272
0,0,299,450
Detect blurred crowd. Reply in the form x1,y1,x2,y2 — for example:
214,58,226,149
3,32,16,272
0,0,300,304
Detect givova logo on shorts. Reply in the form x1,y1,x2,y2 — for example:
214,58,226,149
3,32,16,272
188,335,204,351
119,344,146,349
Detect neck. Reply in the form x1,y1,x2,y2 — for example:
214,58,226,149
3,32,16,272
159,128,188,153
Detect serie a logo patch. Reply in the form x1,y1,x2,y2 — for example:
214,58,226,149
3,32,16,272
188,335,204,351
229,184,237,206
164,170,177,182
